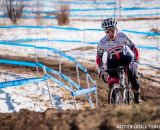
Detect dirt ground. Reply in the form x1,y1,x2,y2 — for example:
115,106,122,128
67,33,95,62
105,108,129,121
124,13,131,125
0,55,160,130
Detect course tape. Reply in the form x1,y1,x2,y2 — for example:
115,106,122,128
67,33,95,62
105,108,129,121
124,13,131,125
11,0,115,4
12,0,158,6
2,7,159,14
40,7,160,12
0,76,48,89
44,1,115,5
137,45,160,51
16,1,115,5
51,1,115,5
0,15,56,19
69,13,160,18
0,59,95,107
122,29,160,36
14,0,31,1
0,25,159,36
0,13,159,19
0,59,81,90
37,64,95,107
71,86,96,96
0,41,76,61
0,40,159,51
0,59,89,92
0,25,82,31
0,41,88,72
36,62,81,89
46,74,73,92
2,38,82,43
124,13,160,17
0,59,36,68
47,72,95,108
0,59,37,67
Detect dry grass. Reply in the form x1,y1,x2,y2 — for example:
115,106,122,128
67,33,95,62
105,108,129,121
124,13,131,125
55,4,70,25
35,10,43,26
64,46,95,52
156,70,160,75
150,28,160,33
0,22,7,26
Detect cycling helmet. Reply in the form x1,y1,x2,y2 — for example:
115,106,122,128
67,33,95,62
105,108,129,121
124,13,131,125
101,18,117,30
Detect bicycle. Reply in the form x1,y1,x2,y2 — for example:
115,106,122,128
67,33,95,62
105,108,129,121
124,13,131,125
102,66,134,104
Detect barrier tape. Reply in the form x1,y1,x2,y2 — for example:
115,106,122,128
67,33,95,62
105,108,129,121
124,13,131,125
36,62,81,89
0,59,81,90
0,41,91,72
71,86,96,96
0,40,159,51
137,45,160,51
0,13,159,19
0,59,37,67
0,25,159,36
46,74,73,92
12,1,115,5
0,59,95,107
2,7,159,14
0,76,48,89
122,29,160,36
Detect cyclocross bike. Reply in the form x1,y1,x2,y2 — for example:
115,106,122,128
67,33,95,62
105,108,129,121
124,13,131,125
102,66,134,104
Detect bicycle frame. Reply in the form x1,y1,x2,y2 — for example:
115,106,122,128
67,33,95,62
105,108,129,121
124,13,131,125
104,66,134,104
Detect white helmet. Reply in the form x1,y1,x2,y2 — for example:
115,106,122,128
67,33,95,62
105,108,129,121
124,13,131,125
101,18,117,30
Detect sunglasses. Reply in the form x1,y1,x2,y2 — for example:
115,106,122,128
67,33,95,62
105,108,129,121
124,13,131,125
105,28,116,34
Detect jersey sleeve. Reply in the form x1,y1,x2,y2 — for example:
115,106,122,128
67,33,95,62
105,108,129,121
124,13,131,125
123,33,140,62
96,42,104,68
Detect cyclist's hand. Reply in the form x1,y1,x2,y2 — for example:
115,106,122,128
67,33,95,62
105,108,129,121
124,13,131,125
129,61,138,72
98,66,106,78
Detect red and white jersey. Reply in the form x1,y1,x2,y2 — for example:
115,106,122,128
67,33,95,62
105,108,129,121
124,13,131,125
96,31,139,67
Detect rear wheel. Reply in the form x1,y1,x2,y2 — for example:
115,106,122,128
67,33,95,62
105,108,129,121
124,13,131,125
108,84,123,104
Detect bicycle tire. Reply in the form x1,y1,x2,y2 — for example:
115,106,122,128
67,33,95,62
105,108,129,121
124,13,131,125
102,74,108,83
123,81,134,104
124,88,129,104
108,84,123,104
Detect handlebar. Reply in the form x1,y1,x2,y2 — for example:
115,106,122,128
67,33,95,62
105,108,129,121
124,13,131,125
101,66,129,83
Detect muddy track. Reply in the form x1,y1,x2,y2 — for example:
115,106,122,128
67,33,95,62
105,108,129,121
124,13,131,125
0,55,159,130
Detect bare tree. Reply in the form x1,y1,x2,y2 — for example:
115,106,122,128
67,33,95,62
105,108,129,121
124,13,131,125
5,0,24,24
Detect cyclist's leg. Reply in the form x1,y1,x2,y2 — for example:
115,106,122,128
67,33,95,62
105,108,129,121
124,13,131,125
120,53,141,103
107,58,119,76
107,58,119,87
119,52,133,67
116,54,132,104
128,70,141,103
107,58,120,104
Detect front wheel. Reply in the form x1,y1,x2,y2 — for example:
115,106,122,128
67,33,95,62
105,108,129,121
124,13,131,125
102,73,108,83
124,87,134,104
123,82,134,104
108,84,123,104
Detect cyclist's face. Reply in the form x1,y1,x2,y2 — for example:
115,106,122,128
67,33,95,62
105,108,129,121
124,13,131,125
105,27,117,40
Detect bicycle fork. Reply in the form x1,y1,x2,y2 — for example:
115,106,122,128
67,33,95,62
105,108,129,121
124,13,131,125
119,70,127,103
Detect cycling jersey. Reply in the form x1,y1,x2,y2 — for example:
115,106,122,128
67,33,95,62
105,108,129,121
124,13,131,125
96,31,139,67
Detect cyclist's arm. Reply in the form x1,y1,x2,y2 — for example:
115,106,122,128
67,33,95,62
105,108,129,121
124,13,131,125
96,44,104,68
124,34,140,63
